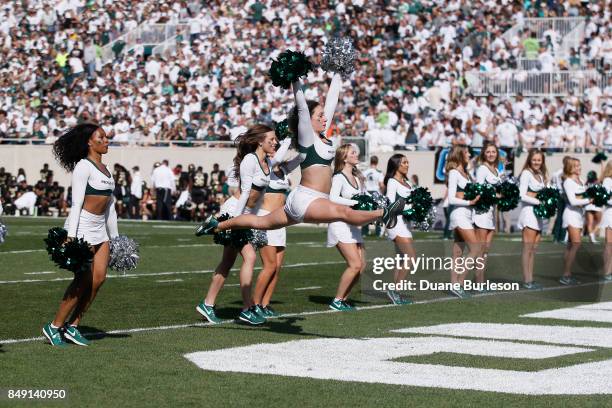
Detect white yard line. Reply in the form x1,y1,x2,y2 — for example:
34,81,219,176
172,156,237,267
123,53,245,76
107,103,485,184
294,286,323,291
156,279,184,283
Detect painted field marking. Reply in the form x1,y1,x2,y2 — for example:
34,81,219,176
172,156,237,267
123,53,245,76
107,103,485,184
23,271,56,275
521,302,612,323
156,279,184,283
294,286,322,291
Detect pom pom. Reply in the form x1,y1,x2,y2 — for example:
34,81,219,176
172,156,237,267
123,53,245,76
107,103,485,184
0,221,7,244
44,227,92,274
585,184,610,207
592,152,608,164
351,193,378,211
496,178,520,212
463,183,498,214
269,50,313,89
370,192,390,210
533,187,561,219
213,213,268,249
413,206,437,232
274,119,291,141
403,187,433,224
320,37,356,78
109,235,140,274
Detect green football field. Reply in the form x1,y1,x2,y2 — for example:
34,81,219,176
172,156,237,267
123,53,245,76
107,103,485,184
1,217,611,407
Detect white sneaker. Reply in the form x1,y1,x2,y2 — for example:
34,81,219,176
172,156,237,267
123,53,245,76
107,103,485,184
589,233,598,243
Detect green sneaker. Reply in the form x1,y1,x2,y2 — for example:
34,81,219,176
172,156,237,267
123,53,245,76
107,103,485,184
253,304,267,320
522,281,543,290
196,302,222,324
559,276,580,286
195,215,219,236
387,290,413,305
261,305,279,318
449,288,471,299
341,300,356,311
238,306,265,325
63,324,90,346
42,323,67,347
329,299,352,311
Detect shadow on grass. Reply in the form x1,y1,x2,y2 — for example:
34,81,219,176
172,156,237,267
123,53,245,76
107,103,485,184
307,295,369,306
79,326,131,342
209,316,345,339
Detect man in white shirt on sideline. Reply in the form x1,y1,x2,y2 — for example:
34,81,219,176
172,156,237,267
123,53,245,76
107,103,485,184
129,165,143,219
151,160,176,220
361,155,385,236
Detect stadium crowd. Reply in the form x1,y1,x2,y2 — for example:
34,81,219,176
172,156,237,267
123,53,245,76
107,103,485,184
0,161,232,221
0,0,609,152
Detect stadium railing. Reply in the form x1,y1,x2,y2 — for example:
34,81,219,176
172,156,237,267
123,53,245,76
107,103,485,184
465,70,611,97
502,17,585,44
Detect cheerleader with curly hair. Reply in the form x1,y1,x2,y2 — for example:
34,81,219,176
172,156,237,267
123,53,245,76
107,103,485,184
42,123,118,347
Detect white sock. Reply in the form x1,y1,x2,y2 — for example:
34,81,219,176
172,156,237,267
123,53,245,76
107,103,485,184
334,298,343,303
204,303,214,308
50,323,60,329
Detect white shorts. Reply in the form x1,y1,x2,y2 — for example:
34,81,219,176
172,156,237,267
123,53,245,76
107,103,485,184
284,185,329,223
257,208,286,247
386,216,412,240
601,207,612,229
473,207,495,230
220,196,238,215
327,221,363,247
517,205,544,231
562,206,584,229
449,206,474,230
585,204,603,212
64,209,108,246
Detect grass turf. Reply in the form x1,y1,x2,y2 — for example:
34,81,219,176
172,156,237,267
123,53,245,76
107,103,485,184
0,217,611,407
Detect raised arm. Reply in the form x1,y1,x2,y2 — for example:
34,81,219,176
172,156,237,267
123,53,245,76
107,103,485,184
447,169,471,206
563,179,590,207
66,161,89,238
292,80,315,148
270,138,292,166
105,195,119,239
233,154,258,216
329,174,358,206
324,73,342,135
519,171,540,205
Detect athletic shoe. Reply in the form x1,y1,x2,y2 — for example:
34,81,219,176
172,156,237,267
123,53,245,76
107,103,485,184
195,215,219,236
42,323,67,347
341,300,356,311
602,274,612,282
522,281,543,290
261,306,279,317
238,306,266,325
253,304,267,320
63,324,90,346
386,290,413,305
329,299,352,311
449,288,471,299
196,302,222,324
382,198,406,229
559,276,580,286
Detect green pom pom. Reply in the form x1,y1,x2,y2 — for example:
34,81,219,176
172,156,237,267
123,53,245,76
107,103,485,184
213,214,232,247
269,50,314,89
496,180,520,212
44,227,92,274
533,187,561,219
351,193,378,211
585,184,610,207
592,152,608,164
463,183,497,214
212,214,267,249
404,187,433,223
274,119,291,141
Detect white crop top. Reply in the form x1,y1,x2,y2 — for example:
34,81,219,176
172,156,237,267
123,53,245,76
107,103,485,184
66,158,118,239
563,177,589,209
476,164,502,185
330,172,364,207
448,168,471,207
519,170,545,206
386,177,413,211
604,177,612,206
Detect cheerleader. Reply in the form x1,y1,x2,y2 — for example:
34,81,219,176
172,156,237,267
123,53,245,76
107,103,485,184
42,123,118,347
252,153,301,317
584,170,602,243
196,73,405,235
196,125,291,326
473,142,502,287
446,145,481,298
600,161,612,281
384,154,416,305
560,158,592,285
517,149,548,289
327,144,367,311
